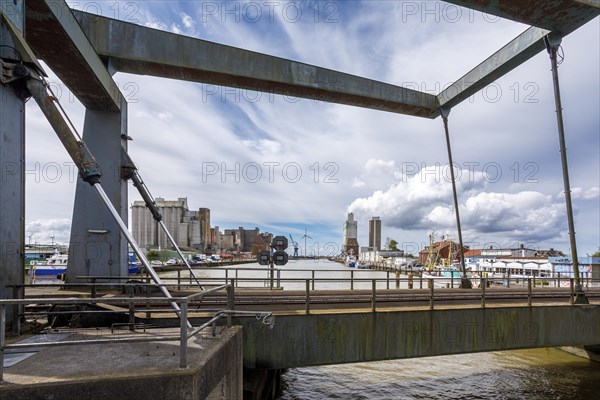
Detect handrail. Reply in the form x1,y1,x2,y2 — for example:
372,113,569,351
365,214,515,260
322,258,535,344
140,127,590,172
0,283,274,381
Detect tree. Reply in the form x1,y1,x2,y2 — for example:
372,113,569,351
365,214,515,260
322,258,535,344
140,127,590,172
384,237,399,251
592,250,600,258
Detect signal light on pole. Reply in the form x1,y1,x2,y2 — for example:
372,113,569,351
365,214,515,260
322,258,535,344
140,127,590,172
271,236,289,266
257,250,271,266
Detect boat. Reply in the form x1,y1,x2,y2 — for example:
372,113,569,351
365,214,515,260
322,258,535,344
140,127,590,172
356,262,369,269
29,249,67,277
30,250,142,279
345,255,357,268
128,252,142,274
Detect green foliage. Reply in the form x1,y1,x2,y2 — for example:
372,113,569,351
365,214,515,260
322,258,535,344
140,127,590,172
389,239,399,251
146,250,159,260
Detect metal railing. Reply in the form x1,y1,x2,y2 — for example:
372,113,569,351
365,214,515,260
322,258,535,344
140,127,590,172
148,265,595,291
0,283,272,383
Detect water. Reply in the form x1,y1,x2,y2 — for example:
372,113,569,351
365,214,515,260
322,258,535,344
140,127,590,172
173,260,600,399
277,349,600,399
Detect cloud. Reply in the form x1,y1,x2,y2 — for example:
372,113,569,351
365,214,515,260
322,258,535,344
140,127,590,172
20,2,599,255
348,166,568,242
240,139,282,155
558,187,600,201
26,219,72,245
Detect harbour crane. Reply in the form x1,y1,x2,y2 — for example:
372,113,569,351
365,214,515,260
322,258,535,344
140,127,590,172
289,234,299,259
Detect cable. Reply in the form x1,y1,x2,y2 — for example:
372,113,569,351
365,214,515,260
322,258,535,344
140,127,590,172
557,45,565,65
0,44,22,61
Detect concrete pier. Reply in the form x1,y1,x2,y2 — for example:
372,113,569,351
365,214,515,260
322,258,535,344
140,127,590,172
0,327,243,400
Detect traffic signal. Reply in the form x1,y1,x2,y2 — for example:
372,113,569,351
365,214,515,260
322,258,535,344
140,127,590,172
272,250,289,266
257,250,271,266
271,236,289,266
271,236,288,250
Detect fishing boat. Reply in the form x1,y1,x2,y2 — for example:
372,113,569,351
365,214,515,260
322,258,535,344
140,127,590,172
29,250,67,277
29,250,142,279
345,255,357,268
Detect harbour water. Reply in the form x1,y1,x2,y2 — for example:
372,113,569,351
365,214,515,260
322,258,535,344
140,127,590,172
278,348,600,399
185,259,600,399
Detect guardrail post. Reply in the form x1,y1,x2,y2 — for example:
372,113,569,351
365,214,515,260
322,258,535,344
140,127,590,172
451,274,454,289
128,286,135,332
312,270,315,291
91,277,97,299
180,300,188,368
225,269,229,286
177,270,181,291
350,270,354,291
528,279,533,306
235,269,239,287
481,278,486,308
277,269,281,288
145,283,151,318
420,275,423,289
429,279,434,310
1,304,6,383
569,278,574,305
533,271,536,287
305,279,310,314
586,272,589,289
557,272,561,288
227,279,234,327
372,279,376,312
396,271,400,289
12,287,21,336
386,271,390,290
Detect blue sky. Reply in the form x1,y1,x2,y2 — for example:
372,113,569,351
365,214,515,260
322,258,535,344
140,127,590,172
25,1,599,257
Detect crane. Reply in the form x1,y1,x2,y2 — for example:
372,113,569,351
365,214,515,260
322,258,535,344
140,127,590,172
289,234,299,259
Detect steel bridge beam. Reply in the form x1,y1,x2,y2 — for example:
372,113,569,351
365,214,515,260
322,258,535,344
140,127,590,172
442,0,599,35
439,27,550,109
24,0,123,111
72,11,439,119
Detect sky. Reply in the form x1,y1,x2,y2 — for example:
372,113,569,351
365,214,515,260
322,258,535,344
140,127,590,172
24,1,599,258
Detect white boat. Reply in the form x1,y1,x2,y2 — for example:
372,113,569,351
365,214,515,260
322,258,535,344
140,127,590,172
29,250,67,277
345,255,357,268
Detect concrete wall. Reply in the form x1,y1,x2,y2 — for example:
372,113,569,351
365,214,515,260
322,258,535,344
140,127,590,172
1,327,243,400
233,305,600,369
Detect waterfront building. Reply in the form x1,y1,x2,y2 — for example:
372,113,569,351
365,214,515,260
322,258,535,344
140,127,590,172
343,213,359,256
132,198,211,251
368,216,382,251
